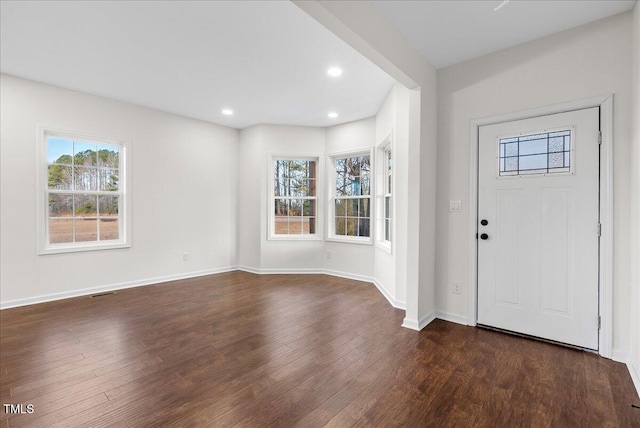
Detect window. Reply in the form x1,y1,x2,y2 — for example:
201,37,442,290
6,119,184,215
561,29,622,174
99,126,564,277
376,135,392,251
499,129,572,176
329,152,372,242
383,146,392,242
271,157,318,238
40,130,128,254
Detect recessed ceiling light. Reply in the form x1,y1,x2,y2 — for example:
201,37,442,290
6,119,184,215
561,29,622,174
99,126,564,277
328,112,338,118
222,109,233,116
327,67,342,77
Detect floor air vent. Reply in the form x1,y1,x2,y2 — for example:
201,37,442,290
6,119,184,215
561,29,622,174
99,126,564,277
90,291,117,298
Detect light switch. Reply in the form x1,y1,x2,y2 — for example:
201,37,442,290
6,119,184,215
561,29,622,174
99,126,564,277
449,200,462,212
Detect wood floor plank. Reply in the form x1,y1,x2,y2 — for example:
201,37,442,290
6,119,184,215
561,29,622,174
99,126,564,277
607,357,640,426
9,354,163,404
583,352,619,427
1,271,638,427
8,364,99,397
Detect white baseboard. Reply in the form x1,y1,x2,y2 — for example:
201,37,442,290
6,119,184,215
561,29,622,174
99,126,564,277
628,353,640,398
419,311,437,329
236,265,261,274
401,318,419,330
435,310,469,326
237,266,406,309
0,266,238,310
323,269,375,283
237,266,324,275
611,349,629,364
611,350,640,398
373,279,406,310
402,311,436,331
238,266,372,282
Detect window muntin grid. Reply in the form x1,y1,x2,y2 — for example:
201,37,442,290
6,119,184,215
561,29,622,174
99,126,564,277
46,134,123,246
384,146,392,242
499,130,571,176
273,159,317,235
333,155,371,238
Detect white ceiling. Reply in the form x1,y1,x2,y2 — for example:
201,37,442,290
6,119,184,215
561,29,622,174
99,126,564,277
1,2,636,130
374,0,635,69
0,1,395,129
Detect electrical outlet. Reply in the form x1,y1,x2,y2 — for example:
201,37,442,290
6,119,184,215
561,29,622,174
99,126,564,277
326,250,331,259
452,281,461,294
182,252,189,261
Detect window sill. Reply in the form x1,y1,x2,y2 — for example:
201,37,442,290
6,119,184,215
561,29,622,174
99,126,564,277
326,236,373,245
39,242,130,255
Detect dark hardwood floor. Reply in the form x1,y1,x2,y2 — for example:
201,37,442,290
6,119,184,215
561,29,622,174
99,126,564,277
1,271,639,427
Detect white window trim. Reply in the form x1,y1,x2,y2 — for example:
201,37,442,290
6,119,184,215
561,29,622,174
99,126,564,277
327,148,374,245
268,154,322,241
37,126,131,255
376,132,393,253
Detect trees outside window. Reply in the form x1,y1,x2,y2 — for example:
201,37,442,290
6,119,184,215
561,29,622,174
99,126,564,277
330,152,372,242
272,158,318,237
41,131,127,253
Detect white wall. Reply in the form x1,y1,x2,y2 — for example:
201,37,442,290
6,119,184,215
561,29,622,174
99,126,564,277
260,126,326,271
237,126,262,270
417,75,439,325
374,87,397,297
393,85,411,306
237,124,326,272
235,110,415,302
324,118,376,278
0,74,239,306
235,118,381,280
373,83,411,306
629,1,640,392
436,13,633,353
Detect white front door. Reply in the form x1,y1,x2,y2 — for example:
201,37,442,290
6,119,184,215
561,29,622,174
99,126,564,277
477,107,600,350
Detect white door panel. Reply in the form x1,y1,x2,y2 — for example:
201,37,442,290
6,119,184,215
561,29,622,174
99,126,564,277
494,189,522,307
540,187,573,316
478,107,599,350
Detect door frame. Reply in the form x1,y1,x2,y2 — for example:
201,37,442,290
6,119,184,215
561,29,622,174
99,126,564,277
468,95,614,358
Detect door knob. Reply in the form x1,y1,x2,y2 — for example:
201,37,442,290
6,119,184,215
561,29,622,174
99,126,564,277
480,233,489,240
481,219,488,226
